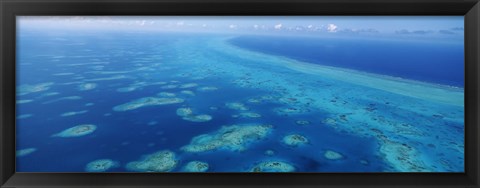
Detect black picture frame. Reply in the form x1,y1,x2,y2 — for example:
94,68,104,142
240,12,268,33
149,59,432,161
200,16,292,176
1,0,479,187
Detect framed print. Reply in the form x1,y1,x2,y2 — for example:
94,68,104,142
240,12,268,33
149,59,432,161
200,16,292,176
1,0,479,187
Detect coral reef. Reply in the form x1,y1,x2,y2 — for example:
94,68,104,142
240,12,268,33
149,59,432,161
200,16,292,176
126,150,178,172
52,124,97,137
182,124,273,152
113,97,184,111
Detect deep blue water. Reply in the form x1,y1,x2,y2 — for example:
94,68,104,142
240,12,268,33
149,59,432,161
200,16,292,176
15,31,464,172
229,35,464,87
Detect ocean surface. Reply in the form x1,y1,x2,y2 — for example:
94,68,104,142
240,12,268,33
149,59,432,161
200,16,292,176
230,35,464,87
15,31,464,172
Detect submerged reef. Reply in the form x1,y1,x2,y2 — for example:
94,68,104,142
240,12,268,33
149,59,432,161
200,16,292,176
116,87,137,92
17,82,54,96
85,159,119,172
379,138,431,172
16,148,37,157
180,90,195,96
17,114,33,119
324,150,344,160
282,134,309,147
157,92,176,97
360,160,370,165
225,102,249,111
182,115,212,122
126,150,178,172
61,110,88,117
176,107,212,122
52,124,96,137
161,84,178,89
113,97,184,111
42,96,82,104
114,81,168,93
53,72,75,76
247,98,262,104
147,121,158,126
16,99,33,104
182,161,209,172
278,97,301,105
179,83,198,89
197,86,218,92
78,83,97,91
274,106,309,116
181,124,273,152
295,120,311,126
264,150,276,156
176,108,193,117
40,92,60,97
232,112,262,118
322,118,337,126
84,75,127,82
250,161,296,172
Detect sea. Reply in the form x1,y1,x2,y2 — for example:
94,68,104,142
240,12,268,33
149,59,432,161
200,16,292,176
15,31,465,172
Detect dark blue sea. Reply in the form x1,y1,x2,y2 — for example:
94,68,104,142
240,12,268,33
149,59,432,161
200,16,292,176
230,35,464,87
15,31,464,172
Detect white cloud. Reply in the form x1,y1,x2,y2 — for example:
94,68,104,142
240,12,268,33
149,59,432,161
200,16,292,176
307,25,313,29
202,24,207,27
139,20,146,26
327,24,338,32
229,24,238,29
253,24,259,29
274,23,282,30
176,21,184,26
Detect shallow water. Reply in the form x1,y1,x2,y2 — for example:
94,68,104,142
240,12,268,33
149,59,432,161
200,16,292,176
16,32,464,172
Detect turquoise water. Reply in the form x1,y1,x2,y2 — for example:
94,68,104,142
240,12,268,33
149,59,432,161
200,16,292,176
16,31,464,172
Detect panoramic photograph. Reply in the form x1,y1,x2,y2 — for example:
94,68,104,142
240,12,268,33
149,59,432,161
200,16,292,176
15,16,464,172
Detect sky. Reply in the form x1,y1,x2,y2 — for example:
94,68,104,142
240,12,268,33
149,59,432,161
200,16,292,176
17,16,464,41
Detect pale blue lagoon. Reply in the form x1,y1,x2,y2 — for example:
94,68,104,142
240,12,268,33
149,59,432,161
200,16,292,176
16,18,464,172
